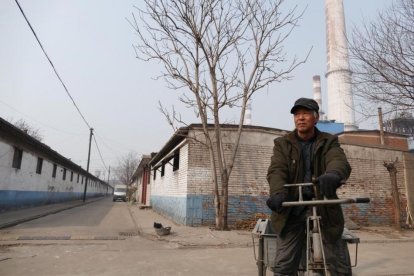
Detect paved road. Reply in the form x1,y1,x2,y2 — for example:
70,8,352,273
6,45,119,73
0,197,136,239
352,243,414,276
1,198,414,275
0,239,257,275
0,198,258,276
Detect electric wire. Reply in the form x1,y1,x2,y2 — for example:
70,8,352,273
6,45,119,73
94,132,137,154
0,100,84,136
14,0,113,175
14,0,91,130
93,134,108,172
13,1,145,179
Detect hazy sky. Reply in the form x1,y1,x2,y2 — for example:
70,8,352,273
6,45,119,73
0,0,392,178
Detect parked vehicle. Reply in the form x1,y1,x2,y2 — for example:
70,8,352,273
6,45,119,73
113,184,127,202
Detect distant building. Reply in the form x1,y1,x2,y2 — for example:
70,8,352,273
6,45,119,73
131,154,154,206
317,120,344,134
384,112,414,135
148,124,288,226
0,117,111,211
147,123,413,228
338,130,409,151
384,112,414,151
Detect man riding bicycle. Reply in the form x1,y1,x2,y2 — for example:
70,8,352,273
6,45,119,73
266,97,352,275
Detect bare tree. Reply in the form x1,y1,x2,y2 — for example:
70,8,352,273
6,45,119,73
115,152,141,186
13,119,43,141
349,0,414,118
129,0,309,229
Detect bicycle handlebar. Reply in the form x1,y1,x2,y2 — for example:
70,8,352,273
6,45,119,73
282,197,370,207
280,183,370,207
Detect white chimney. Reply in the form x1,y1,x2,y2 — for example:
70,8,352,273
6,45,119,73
325,0,357,131
313,75,326,120
244,100,252,125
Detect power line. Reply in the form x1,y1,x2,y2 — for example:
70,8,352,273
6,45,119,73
13,1,121,177
93,134,108,172
94,132,138,155
14,0,91,130
0,100,84,136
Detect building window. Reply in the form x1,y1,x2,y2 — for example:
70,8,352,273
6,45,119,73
77,174,80,183
63,168,67,180
161,163,165,177
173,152,180,171
70,171,74,182
153,169,157,180
12,147,23,169
52,164,57,178
36,157,43,174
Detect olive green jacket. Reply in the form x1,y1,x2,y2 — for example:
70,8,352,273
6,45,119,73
267,129,351,241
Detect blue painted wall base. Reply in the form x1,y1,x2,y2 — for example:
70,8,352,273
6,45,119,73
151,194,270,226
0,190,104,212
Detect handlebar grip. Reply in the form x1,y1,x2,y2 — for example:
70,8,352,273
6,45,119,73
355,197,370,203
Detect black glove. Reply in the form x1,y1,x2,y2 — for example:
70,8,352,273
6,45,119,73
266,192,288,213
317,172,342,198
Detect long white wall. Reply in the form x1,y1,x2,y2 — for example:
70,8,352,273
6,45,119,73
0,139,107,210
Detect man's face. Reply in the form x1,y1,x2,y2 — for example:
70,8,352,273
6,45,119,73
293,108,319,135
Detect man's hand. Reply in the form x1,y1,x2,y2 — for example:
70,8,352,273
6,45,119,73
266,192,288,213
317,172,342,198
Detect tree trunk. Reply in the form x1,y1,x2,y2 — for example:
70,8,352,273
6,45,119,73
222,169,229,230
384,161,401,229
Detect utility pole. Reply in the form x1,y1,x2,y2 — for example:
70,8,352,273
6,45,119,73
378,107,385,145
108,166,111,185
107,166,111,196
83,128,93,202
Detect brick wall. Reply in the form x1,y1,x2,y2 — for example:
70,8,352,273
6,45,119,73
151,143,189,197
339,132,408,151
150,126,412,228
185,128,286,225
340,144,409,227
150,143,189,220
187,128,286,196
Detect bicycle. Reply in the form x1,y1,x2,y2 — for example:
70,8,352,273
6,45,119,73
252,182,370,276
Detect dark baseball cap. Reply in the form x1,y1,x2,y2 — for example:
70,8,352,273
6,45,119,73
290,98,319,114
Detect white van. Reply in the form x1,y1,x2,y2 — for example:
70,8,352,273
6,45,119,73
113,184,127,202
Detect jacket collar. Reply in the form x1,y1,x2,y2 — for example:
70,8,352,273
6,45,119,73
286,127,328,149
287,127,320,141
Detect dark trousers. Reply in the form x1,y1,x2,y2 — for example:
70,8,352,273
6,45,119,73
273,211,352,276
